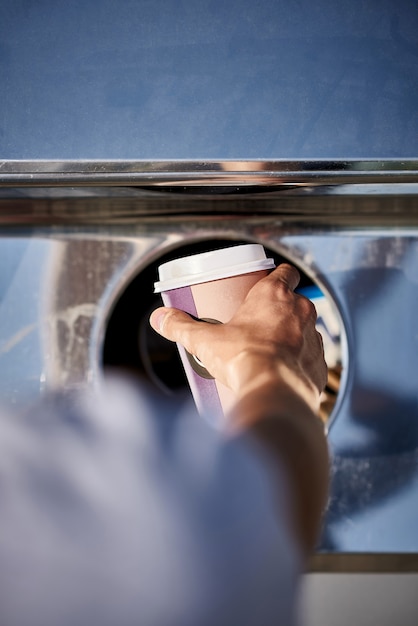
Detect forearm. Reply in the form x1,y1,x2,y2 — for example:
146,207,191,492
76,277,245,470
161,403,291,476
229,374,330,556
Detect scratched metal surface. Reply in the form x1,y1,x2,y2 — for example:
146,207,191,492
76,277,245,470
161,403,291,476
0,205,417,558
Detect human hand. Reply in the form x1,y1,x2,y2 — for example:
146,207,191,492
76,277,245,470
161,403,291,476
150,264,327,412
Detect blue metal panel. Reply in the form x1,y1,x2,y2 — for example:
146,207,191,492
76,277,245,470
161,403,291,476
1,0,417,159
280,233,418,553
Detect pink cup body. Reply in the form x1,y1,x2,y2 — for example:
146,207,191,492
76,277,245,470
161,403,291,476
161,269,269,422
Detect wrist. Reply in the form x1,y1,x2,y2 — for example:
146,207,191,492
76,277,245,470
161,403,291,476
227,351,321,416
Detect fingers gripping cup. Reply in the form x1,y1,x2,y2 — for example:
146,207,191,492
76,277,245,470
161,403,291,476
154,244,275,422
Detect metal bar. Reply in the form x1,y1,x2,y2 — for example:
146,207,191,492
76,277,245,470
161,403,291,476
0,159,417,187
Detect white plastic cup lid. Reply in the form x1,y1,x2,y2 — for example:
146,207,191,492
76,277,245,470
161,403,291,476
154,244,275,292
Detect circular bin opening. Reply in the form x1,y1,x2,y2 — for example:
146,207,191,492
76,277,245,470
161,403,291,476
103,239,343,424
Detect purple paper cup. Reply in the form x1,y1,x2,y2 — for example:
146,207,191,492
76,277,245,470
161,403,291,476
154,244,275,424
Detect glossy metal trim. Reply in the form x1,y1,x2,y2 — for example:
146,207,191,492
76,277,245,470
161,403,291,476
1,194,418,227
0,159,417,187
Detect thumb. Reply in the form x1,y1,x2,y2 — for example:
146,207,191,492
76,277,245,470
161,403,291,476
149,307,202,345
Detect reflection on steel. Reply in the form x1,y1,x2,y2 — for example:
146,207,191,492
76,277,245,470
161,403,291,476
0,159,417,186
1,188,418,228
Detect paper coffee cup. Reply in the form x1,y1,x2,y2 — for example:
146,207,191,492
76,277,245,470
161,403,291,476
154,244,275,422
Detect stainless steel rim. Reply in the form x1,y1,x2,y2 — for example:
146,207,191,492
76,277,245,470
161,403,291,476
1,159,417,186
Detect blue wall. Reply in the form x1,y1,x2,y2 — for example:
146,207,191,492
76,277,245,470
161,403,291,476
1,0,417,159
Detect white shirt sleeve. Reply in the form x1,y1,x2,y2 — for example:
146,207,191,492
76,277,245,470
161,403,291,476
0,376,302,626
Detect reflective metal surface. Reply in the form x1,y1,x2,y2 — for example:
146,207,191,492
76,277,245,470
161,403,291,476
1,0,418,596
0,174,418,570
0,160,417,187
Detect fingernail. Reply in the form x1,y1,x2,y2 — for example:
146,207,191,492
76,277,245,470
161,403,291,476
150,309,167,333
